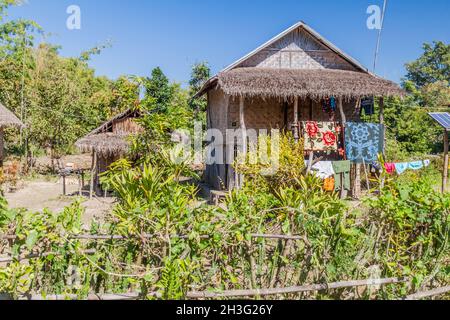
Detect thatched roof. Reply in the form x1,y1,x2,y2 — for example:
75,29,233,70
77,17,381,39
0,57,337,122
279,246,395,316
199,68,405,100
75,133,132,158
75,108,142,158
0,103,24,129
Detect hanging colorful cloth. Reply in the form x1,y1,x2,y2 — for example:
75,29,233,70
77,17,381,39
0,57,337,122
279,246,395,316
330,97,337,112
324,177,335,192
408,161,424,171
394,163,409,175
309,161,335,179
345,122,385,163
384,163,396,174
303,121,339,151
332,161,351,191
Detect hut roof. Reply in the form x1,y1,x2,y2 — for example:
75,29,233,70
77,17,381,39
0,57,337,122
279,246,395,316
207,68,405,100
75,108,142,157
221,21,368,74
195,21,406,99
0,103,25,129
75,133,132,158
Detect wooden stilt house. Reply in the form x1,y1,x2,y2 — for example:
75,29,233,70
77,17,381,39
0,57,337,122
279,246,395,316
75,108,143,196
195,21,405,194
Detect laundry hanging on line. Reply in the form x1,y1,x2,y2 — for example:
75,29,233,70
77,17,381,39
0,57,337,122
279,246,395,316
305,160,335,179
303,121,339,152
345,122,385,164
332,161,351,191
383,160,431,175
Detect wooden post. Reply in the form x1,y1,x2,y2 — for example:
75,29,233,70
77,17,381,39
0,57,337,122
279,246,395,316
62,174,66,196
443,130,449,194
239,96,246,188
379,97,385,155
338,97,346,199
293,97,299,142
379,97,386,190
353,164,362,199
89,151,97,199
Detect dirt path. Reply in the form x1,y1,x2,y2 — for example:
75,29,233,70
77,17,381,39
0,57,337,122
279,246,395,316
4,179,115,226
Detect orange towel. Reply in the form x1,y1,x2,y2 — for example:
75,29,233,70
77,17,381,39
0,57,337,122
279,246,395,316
324,177,335,191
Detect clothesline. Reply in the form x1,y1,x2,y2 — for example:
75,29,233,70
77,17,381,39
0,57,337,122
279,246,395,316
384,160,431,175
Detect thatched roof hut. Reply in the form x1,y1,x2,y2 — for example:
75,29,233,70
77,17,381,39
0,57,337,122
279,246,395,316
196,21,405,191
75,108,143,197
76,108,143,158
0,103,24,165
199,68,404,101
0,103,24,129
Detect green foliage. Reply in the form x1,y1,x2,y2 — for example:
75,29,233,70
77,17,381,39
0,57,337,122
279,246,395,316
383,96,442,155
188,62,210,113
404,41,450,89
366,176,449,293
142,67,174,113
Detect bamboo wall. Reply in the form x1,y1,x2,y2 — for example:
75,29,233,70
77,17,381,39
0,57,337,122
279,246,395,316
112,118,143,135
238,27,357,71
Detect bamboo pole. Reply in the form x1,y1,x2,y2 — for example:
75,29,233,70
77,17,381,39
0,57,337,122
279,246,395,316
0,249,96,264
89,150,97,199
239,96,246,188
405,286,450,300
443,130,449,193
0,233,309,242
338,97,347,199
2,277,407,300
188,277,406,299
293,97,299,143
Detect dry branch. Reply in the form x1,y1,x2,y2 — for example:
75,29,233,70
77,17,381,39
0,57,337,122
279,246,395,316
187,277,407,299
0,249,96,264
0,277,407,300
404,286,450,300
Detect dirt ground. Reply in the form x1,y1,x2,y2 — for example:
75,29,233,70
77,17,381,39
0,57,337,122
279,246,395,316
4,178,115,227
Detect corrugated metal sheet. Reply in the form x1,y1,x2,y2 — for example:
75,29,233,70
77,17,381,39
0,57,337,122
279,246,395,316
429,113,450,130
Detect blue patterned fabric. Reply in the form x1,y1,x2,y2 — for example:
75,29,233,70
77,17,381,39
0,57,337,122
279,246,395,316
345,122,385,164
408,161,424,170
395,163,409,175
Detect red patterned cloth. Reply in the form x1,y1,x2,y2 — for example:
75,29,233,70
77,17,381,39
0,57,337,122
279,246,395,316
384,163,396,174
303,121,339,151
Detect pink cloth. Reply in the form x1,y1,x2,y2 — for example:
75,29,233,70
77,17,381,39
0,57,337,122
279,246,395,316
384,163,396,174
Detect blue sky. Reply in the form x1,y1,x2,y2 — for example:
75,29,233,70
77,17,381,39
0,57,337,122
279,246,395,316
8,0,450,85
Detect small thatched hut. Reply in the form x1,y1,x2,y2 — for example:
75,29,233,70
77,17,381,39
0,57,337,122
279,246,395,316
76,108,143,195
0,103,25,165
195,21,405,192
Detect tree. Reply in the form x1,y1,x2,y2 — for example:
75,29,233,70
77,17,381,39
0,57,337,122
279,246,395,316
143,67,173,113
188,62,210,114
404,41,450,89
384,41,450,156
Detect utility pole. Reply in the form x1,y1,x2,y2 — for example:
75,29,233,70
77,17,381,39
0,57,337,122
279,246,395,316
373,0,388,73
